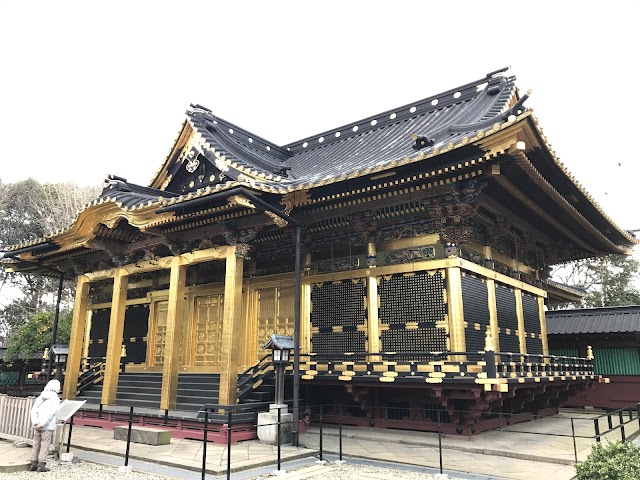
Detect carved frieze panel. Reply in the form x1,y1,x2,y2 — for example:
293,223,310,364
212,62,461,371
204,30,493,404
378,246,437,266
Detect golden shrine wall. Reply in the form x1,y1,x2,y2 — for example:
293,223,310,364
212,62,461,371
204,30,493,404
80,254,548,375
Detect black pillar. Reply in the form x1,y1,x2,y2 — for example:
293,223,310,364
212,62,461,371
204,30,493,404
47,273,65,382
293,225,301,446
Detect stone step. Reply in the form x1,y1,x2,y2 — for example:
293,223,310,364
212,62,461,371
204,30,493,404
113,426,171,445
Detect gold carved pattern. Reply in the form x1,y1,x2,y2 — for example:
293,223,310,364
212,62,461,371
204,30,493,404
256,286,295,358
265,210,288,228
228,195,256,210
194,294,224,366
281,190,310,215
153,301,168,367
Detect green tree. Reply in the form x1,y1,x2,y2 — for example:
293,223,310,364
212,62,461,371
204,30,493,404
576,441,640,480
3,310,73,360
0,178,100,334
552,254,640,307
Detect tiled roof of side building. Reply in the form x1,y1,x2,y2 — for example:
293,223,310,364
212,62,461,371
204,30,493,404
546,305,640,335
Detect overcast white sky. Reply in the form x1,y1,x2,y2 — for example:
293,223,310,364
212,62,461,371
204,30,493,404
0,1,638,238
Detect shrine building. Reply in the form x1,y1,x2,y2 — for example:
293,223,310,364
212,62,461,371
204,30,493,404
4,67,637,434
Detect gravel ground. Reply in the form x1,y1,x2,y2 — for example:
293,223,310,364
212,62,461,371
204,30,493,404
251,462,459,479
0,459,168,480
0,459,460,480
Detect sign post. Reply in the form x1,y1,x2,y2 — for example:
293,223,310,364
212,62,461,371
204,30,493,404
55,400,86,462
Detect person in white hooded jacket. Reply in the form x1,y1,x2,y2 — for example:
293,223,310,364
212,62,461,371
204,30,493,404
29,379,61,472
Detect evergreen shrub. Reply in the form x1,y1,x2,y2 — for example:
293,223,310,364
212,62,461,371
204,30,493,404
576,441,640,480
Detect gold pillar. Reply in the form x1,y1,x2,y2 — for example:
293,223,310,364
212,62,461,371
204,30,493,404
62,275,91,400
514,288,526,354
366,276,381,356
366,241,380,357
101,268,129,405
538,296,549,356
301,284,312,354
160,256,187,410
486,279,500,352
446,266,466,354
218,246,244,406
82,309,93,363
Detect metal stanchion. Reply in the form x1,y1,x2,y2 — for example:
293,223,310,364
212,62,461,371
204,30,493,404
98,403,103,419
339,415,343,462
227,410,232,480
437,409,443,475
571,418,578,464
66,415,74,453
319,406,324,462
277,406,282,471
594,418,601,443
125,406,134,466
619,411,626,442
164,409,169,426
201,410,208,480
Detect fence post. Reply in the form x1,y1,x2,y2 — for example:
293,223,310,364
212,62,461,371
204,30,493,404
124,406,133,466
571,418,578,464
66,415,74,453
437,408,443,475
319,405,324,462
277,406,282,472
227,410,232,480
339,414,343,462
619,411,626,442
201,410,208,480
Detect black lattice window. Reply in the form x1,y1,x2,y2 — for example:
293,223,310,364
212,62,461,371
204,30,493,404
310,280,366,355
379,271,448,354
522,292,543,355
495,284,520,353
88,308,110,358
123,304,149,364
461,273,490,353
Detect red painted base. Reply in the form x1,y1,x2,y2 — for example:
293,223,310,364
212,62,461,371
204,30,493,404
74,410,257,444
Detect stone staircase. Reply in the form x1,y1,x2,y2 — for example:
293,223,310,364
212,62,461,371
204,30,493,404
77,372,221,411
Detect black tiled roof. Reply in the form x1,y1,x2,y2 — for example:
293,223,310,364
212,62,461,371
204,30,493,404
99,177,177,208
546,306,640,335
186,69,517,186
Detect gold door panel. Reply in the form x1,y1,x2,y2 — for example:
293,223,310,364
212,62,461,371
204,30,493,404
193,294,224,367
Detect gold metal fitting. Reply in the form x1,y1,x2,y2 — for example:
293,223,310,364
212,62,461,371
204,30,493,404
586,345,594,360
121,344,127,358
484,329,495,352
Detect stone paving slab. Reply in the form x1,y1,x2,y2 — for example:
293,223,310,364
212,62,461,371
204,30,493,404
1,411,637,479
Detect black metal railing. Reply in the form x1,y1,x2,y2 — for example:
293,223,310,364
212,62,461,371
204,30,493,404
592,402,640,443
237,354,274,402
73,400,639,479
293,350,595,383
76,357,106,395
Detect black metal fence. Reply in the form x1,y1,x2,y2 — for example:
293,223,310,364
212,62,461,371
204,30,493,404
63,401,640,479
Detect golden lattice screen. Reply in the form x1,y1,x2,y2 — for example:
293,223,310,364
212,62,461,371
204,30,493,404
256,286,295,358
